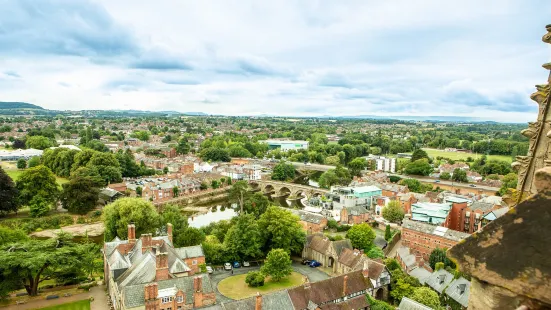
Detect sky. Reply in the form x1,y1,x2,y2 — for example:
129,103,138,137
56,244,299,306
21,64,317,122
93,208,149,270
0,0,550,122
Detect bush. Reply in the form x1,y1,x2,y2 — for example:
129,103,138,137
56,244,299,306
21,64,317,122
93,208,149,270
245,271,265,287
76,217,86,224
199,263,207,273
0,214,74,233
336,224,351,232
327,218,338,230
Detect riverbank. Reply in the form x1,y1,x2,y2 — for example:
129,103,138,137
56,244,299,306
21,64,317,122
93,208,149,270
30,222,104,239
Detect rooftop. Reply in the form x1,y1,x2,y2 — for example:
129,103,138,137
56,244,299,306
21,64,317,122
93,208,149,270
402,219,470,242
411,202,452,224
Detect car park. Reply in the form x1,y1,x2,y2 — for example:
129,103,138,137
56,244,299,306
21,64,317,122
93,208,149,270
206,266,213,274
224,263,232,270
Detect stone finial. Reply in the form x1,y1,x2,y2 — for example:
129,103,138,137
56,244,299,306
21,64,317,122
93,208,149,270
534,167,551,193
543,63,551,70
544,24,551,43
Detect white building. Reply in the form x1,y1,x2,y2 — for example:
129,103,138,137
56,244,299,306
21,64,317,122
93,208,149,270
0,148,43,161
261,140,309,151
365,155,396,173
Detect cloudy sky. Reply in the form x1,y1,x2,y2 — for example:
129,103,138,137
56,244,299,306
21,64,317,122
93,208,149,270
1,0,550,122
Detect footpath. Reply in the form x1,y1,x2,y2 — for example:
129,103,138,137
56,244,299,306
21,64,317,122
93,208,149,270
2,285,109,310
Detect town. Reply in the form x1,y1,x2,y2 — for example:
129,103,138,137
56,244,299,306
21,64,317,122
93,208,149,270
0,1,549,310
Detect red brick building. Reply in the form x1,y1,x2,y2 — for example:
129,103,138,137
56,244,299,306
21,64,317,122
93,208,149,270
340,205,371,224
401,219,470,260
291,209,328,233
447,201,500,234
179,163,194,175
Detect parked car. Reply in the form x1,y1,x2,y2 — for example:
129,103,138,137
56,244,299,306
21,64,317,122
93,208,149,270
233,261,241,268
435,180,440,183
206,266,213,274
309,260,322,268
224,263,232,271
301,259,312,265
243,261,250,267
469,184,476,187
306,162,312,166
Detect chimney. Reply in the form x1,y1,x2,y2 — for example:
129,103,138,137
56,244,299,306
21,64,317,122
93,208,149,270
128,224,136,244
419,258,425,268
362,268,369,278
304,277,311,289
343,275,348,296
155,252,169,281
193,276,204,308
144,283,158,300
255,292,262,310
142,233,153,253
167,223,173,244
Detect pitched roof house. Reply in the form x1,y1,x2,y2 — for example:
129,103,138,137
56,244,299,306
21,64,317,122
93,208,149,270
103,224,214,309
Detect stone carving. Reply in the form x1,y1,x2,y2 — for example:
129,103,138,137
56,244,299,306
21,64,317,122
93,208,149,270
512,25,551,200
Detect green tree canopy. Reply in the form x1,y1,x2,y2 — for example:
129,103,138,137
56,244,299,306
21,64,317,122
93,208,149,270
103,198,160,240
411,287,442,309
346,223,376,251
404,159,433,176
0,226,27,246
25,135,54,150
224,214,263,261
175,227,205,247
60,175,101,214
16,158,26,169
271,161,296,181
27,156,41,168
0,167,19,215
451,168,468,182
16,165,59,207
260,248,293,282
243,192,270,218
428,248,456,270
200,147,231,162
498,172,518,196
324,155,341,166
348,157,367,176
411,149,430,162
439,171,451,180
367,247,385,259
258,206,306,254
176,138,191,155
399,178,433,193
228,180,250,213
382,200,405,223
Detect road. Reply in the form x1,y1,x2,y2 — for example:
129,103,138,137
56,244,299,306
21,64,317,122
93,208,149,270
257,159,500,192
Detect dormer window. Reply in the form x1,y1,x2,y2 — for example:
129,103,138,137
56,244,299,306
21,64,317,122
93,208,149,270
458,283,466,295
439,275,446,285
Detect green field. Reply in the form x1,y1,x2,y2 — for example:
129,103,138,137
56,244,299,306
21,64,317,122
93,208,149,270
1,162,68,185
38,299,90,310
416,148,512,163
217,272,305,300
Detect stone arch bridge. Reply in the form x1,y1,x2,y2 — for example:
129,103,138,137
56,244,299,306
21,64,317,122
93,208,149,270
249,180,329,199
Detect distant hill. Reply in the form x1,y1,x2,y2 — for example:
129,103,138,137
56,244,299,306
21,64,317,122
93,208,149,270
0,101,44,110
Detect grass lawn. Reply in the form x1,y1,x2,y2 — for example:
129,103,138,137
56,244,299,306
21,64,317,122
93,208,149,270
413,148,512,163
217,272,305,300
38,299,90,310
1,161,68,185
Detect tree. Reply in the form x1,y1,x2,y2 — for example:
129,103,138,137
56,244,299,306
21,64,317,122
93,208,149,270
228,145,252,158
211,180,220,189
367,247,385,259
429,248,456,270
0,167,19,215
319,165,352,189
411,287,441,309
228,180,250,213
136,186,143,197
84,140,109,152
346,223,376,251
382,200,405,223
451,168,468,183
176,138,191,155
385,224,392,241
60,176,101,214
399,178,432,193
258,206,306,254
163,167,169,174
200,182,208,190
132,130,150,141
172,186,179,197
367,295,394,310
390,270,421,302
243,192,270,218
85,152,122,185
16,158,26,169
245,271,265,287
271,161,296,181
260,249,293,282
103,198,160,240
16,165,59,207
324,155,340,166
200,147,231,162
25,135,54,150
348,157,367,176
29,196,51,217
0,226,27,246
404,159,432,176
27,156,41,168
499,172,518,196
224,214,263,260
0,234,85,296
435,262,444,271
440,171,451,180
175,227,205,247
411,149,430,162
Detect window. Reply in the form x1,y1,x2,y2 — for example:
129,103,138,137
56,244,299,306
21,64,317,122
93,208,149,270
176,296,183,303
162,297,173,303
192,260,197,265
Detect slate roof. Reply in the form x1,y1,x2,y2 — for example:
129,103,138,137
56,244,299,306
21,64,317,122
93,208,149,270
398,296,434,310
444,277,470,307
290,209,326,224
367,259,386,280
123,275,214,308
337,248,364,268
397,246,417,270
305,234,331,253
402,219,470,242
287,270,371,310
425,268,454,293
343,205,369,216
469,201,494,213
373,236,388,249
175,245,204,258
117,251,157,287
319,295,369,309
220,290,294,310
408,267,432,285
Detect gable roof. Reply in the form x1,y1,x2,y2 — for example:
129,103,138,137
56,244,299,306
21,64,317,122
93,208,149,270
290,209,326,224
175,245,204,259
220,291,294,310
425,268,454,293
287,270,371,309
398,296,434,310
337,248,364,268
444,277,470,307
408,267,432,285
